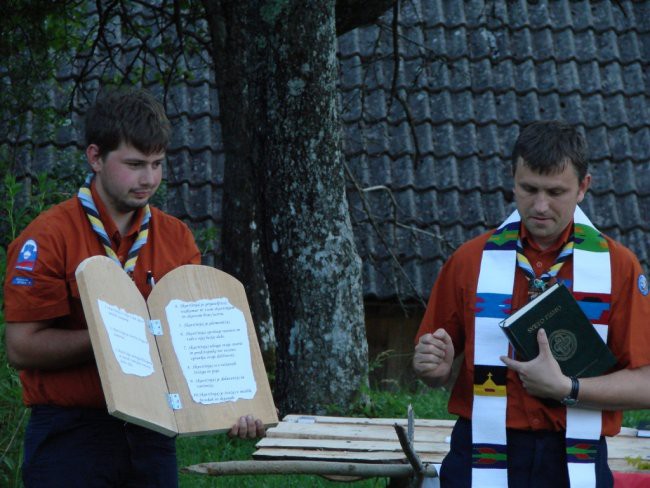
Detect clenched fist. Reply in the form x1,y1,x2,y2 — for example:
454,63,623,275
413,328,455,387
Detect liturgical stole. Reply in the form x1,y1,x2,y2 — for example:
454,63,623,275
471,206,611,487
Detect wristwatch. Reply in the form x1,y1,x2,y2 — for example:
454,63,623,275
560,376,580,406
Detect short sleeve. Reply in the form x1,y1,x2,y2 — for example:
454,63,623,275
4,217,71,322
607,240,650,369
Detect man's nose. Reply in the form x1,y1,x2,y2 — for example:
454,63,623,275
533,193,550,212
139,165,156,186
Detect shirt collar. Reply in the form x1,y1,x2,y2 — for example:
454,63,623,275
520,220,573,253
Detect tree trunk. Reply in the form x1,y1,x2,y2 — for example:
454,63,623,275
202,1,276,370
204,0,368,414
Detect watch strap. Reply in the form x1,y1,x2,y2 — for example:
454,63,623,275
561,376,580,406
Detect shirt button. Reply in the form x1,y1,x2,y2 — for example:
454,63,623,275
532,418,540,426
535,261,543,268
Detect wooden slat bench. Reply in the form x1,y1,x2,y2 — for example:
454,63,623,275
254,415,452,465
185,414,650,481
254,415,649,473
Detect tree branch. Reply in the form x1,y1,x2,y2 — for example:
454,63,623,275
335,0,396,36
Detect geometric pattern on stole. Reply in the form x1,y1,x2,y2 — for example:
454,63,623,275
566,206,611,488
471,215,518,487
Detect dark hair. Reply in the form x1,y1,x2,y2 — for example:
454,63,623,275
512,120,588,181
84,88,171,158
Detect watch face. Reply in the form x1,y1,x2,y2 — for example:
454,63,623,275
562,397,578,407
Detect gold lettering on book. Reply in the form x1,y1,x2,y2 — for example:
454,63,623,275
526,304,562,334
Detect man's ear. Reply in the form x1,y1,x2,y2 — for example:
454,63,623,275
577,173,591,203
86,144,102,172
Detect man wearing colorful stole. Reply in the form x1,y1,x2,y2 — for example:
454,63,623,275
4,88,265,487
413,120,650,487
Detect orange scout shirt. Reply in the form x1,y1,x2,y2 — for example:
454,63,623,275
4,181,201,408
416,222,650,436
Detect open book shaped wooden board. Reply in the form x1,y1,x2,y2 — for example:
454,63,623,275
75,255,278,437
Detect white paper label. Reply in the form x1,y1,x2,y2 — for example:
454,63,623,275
165,297,257,405
98,299,154,377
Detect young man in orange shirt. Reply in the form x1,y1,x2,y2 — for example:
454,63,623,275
414,120,650,487
4,88,264,487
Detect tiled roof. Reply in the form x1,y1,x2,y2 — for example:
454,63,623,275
3,0,649,304
340,0,650,302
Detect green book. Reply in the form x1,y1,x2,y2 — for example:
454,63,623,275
499,283,617,378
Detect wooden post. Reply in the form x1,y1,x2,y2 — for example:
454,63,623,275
393,405,440,488
183,460,413,478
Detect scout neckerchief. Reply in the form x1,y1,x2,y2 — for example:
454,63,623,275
471,207,610,488
516,237,574,299
77,173,151,275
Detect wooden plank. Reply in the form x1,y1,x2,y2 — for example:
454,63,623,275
281,414,455,429
608,428,650,472
619,427,638,436
607,433,650,460
265,421,451,443
256,437,449,454
254,448,409,463
254,446,450,463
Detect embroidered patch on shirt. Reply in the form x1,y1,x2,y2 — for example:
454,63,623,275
11,276,33,286
638,274,649,296
15,239,38,271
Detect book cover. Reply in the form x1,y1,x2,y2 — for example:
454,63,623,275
75,255,278,437
499,282,617,378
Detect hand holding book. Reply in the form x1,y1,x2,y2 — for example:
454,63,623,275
501,327,575,401
499,283,617,378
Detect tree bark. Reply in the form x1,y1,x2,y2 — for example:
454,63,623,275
204,0,368,414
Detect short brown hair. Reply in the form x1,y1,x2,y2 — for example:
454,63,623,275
84,88,171,158
512,120,588,181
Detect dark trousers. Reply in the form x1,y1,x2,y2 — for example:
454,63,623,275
22,405,178,488
440,417,613,488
